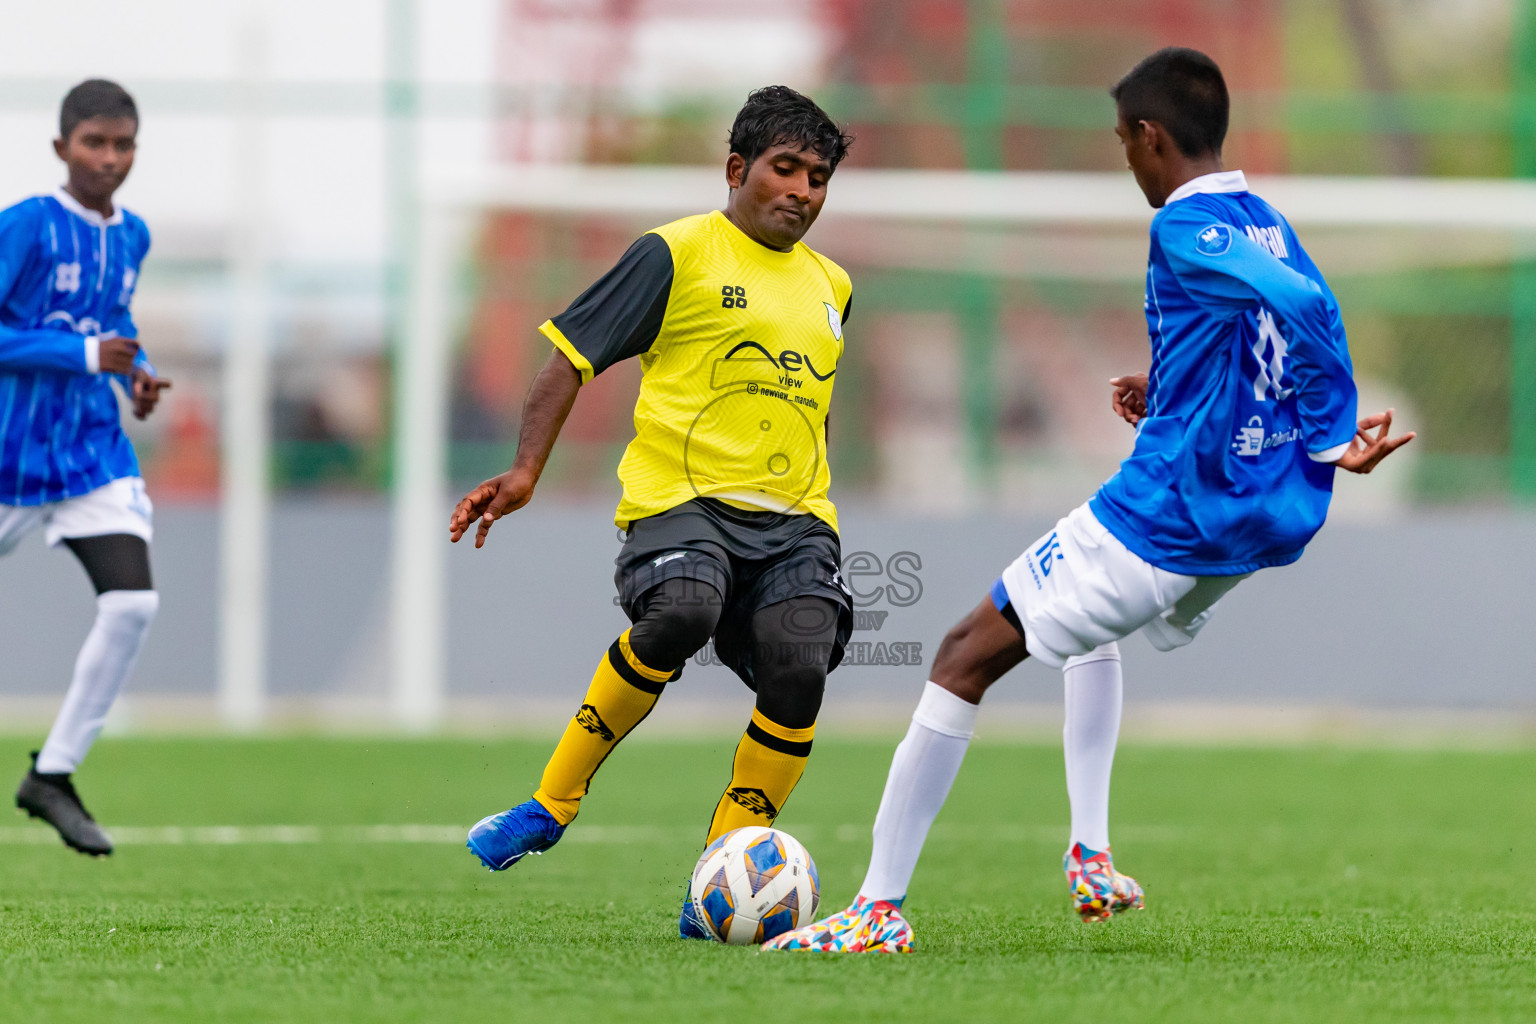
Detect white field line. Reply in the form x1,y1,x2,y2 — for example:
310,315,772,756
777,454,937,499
0,822,1188,847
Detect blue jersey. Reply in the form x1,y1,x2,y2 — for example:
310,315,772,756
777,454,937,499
1090,172,1358,576
0,189,152,506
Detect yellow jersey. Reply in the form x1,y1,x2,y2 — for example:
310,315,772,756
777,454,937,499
540,210,852,532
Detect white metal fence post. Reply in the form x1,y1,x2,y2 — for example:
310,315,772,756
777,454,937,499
218,8,271,731
390,203,451,731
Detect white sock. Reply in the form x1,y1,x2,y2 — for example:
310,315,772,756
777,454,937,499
1063,642,1122,852
857,681,978,903
36,590,159,774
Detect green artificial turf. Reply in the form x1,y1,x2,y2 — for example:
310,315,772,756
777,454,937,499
2,736,1533,1023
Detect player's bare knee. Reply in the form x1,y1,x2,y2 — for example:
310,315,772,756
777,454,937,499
931,617,995,703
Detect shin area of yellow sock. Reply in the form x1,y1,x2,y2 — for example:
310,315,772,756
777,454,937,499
533,630,673,826
705,709,815,843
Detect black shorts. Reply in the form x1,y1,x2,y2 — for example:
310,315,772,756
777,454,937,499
614,498,854,685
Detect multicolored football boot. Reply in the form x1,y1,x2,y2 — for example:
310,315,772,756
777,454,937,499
466,798,566,871
760,896,913,953
1064,841,1144,923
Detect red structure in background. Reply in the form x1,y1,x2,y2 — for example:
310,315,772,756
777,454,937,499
456,1,654,450
144,394,221,501
458,1,1289,473
819,0,1288,173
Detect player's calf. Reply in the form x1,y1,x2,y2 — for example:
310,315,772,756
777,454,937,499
466,614,691,872
529,629,680,824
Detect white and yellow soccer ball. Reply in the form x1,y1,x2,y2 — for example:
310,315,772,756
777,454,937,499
689,826,819,945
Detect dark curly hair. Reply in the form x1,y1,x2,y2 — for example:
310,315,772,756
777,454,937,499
60,79,138,141
728,85,853,171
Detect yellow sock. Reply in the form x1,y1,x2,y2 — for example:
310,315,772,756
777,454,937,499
533,629,675,825
705,709,815,843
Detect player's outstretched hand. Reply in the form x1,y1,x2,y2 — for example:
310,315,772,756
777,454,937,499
1335,408,1415,475
131,367,172,420
1110,373,1148,426
449,469,536,548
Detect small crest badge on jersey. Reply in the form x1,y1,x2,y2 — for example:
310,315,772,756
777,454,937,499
1195,223,1233,256
823,302,843,341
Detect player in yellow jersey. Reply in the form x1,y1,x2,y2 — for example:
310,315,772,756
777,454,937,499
452,86,856,938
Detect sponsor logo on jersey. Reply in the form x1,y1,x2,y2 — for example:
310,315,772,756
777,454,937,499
651,551,687,568
1233,416,1265,456
575,704,615,742
1195,224,1233,256
1244,224,1289,259
1232,415,1303,457
721,340,836,387
726,787,779,818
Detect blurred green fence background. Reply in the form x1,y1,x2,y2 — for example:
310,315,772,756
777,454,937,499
8,0,1532,508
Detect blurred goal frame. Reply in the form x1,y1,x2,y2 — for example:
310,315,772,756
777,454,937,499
378,165,1536,730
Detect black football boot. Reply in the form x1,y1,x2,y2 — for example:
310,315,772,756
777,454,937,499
15,751,113,856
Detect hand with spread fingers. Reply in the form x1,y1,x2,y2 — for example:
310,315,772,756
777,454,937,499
1334,408,1415,474
447,349,582,550
449,468,538,549
1110,373,1148,426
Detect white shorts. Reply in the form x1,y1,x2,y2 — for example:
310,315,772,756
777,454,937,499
995,503,1248,669
0,477,154,556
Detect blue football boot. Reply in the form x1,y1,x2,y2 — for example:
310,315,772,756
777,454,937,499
466,798,566,871
679,883,713,940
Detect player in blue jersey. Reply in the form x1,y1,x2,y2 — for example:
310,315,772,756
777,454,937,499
766,48,1414,953
5,81,171,857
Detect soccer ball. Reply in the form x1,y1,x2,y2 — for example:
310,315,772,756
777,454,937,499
689,826,819,945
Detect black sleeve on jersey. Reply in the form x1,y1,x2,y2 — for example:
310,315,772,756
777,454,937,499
842,295,852,324
550,232,673,377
